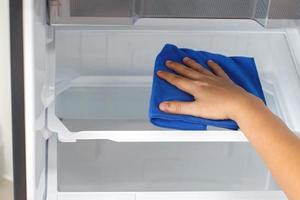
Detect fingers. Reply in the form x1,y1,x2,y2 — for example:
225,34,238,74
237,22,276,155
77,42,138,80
207,60,230,79
165,60,204,80
159,101,199,116
157,71,196,94
183,57,213,75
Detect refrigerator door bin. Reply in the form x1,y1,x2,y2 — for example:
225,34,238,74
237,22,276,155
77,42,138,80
47,27,300,142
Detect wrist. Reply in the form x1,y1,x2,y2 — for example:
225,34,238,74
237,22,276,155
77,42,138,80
229,94,266,123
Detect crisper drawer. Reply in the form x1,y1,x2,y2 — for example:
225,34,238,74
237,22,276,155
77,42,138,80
47,137,286,200
47,26,300,142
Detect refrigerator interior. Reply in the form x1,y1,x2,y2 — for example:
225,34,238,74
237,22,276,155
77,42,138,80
43,25,300,199
24,0,300,199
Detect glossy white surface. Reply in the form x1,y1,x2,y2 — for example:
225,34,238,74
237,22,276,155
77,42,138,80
56,191,286,200
0,0,13,182
23,0,52,199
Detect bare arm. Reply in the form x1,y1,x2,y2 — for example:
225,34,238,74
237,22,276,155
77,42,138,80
157,57,300,200
235,100,300,200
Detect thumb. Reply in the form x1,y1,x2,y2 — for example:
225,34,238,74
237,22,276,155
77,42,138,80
159,101,199,116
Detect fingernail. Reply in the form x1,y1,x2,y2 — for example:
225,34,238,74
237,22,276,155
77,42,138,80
157,70,163,75
183,57,191,62
159,102,169,111
165,60,172,65
207,60,214,63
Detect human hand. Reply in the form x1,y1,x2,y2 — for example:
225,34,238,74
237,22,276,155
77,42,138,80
157,57,264,121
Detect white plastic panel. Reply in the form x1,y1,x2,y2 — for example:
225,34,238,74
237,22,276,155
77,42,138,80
135,191,286,200
23,0,54,199
49,28,300,142
57,140,278,192
56,191,286,200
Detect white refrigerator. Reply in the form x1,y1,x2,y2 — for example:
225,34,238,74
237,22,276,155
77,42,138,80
9,0,300,200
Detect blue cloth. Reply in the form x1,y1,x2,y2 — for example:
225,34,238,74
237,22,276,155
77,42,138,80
149,44,266,130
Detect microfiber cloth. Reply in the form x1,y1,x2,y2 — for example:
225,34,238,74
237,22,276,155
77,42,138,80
149,44,266,130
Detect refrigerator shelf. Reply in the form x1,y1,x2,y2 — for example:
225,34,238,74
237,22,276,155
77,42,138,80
48,75,282,142
54,191,286,200
48,28,300,142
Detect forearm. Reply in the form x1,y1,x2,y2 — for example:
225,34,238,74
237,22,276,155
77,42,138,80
235,98,300,200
